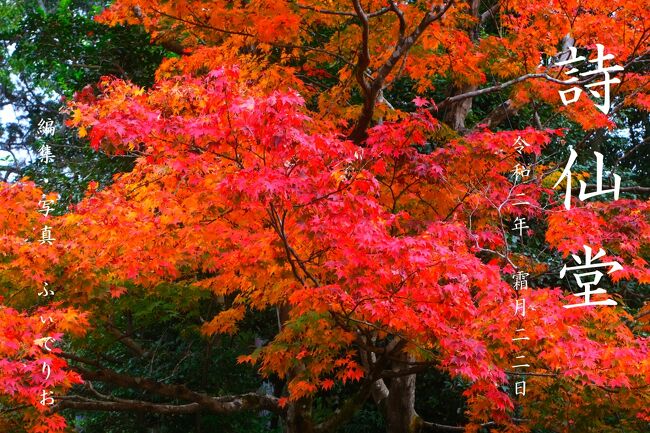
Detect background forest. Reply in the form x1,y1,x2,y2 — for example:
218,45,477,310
0,1,648,433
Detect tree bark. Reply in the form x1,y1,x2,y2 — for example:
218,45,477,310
347,1,455,144
384,353,419,433
474,99,518,130
285,398,314,433
443,84,477,132
277,305,315,433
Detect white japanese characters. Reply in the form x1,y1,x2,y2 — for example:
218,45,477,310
37,144,55,164
507,136,534,397
560,245,623,308
554,149,620,210
33,117,59,407
556,44,624,114
37,118,56,137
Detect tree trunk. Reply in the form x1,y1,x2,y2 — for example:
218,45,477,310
284,398,314,433
443,84,477,132
277,305,314,433
384,354,419,433
444,1,482,134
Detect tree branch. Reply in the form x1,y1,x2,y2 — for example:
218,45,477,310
437,73,594,110
421,420,496,432
421,417,527,432
60,352,282,414
105,322,150,358
472,98,517,130
352,0,372,95
468,49,648,130
57,396,202,414
314,336,403,433
480,1,502,24
388,1,407,42
617,135,649,163
150,6,255,38
291,2,390,18
348,0,455,143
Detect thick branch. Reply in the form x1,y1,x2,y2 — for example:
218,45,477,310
352,0,372,95
457,49,647,129
314,337,401,433
618,135,650,163
421,417,527,432
313,381,374,433
421,420,495,432
437,73,593,110
58,397,201,414
473,98,517,130
60,353,282,414
388,1,407,41
348,0,455,143
106,322,150,358
380,365,429,378
0,165,22,175
480,1,501,23
155,39,186,55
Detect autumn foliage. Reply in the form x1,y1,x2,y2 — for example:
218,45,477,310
0,0,649,432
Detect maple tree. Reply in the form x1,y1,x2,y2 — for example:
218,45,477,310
0,0,649,432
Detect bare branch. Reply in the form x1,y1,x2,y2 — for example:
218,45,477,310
421,420,496,432
388,1,406,42
472,98,517,130
480,1,502,24
374,0,455,82
617,135,650,164
57,396,201,414
421,417,527,432
437,73,594,110
60,352,282,414
466,49,649,130
293,1,356,17
150,6,255,38
106,322,150,358
291,1,391,18
0,404,30,414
